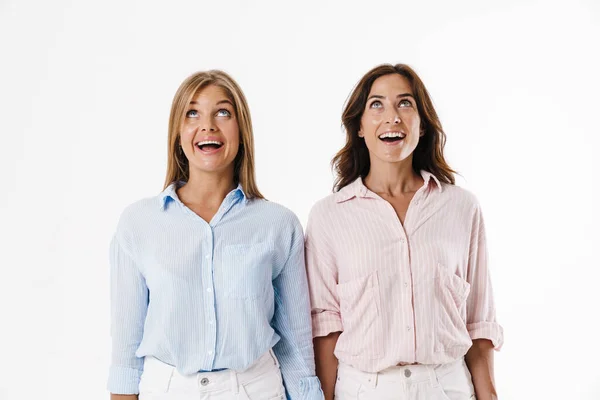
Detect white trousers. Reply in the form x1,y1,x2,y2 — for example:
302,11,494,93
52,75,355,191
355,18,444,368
139,349,285,400
335,358,476,400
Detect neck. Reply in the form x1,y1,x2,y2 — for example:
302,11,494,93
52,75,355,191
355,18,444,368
177,168,236,208
364,157,422,196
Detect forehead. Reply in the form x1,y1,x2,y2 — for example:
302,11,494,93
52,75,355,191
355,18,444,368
369,74,412,96
190,84,231,104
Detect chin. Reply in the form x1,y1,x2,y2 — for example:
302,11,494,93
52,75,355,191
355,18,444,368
190,162,231,174
377,152,408,162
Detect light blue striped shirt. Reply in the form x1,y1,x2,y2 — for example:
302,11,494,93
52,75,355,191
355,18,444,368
108,183,322,399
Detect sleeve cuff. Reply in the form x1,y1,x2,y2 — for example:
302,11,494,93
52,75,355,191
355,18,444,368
107,365,143,394
468,321,504,350
311,311,343,338
299,376,324,400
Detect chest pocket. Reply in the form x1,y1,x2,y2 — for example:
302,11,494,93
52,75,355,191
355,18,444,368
221,242,273,300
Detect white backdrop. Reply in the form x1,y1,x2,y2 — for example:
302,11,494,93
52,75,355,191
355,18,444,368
1,0,599,399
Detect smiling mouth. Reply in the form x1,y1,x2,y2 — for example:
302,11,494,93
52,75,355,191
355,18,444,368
196,140,224,151
378,131,406,143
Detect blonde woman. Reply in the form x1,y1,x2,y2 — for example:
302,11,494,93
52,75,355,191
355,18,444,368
108,70,322,400
306,64,503,400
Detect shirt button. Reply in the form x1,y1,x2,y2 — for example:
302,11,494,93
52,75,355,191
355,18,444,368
206,288,212,293
407,326,411,331
404,282,409,287
208,350,213,355
400,237,405,243
205,254,210,260
209,320,214,324
200,377,209,386
404,369,412,378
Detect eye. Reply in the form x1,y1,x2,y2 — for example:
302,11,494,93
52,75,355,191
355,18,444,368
216,109,231,117
369,100,383,109
399,99,413,108
185,109,198,118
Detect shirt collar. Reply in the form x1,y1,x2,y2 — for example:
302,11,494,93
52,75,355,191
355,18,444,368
334,170,442,203
334,177,369,203
159,182,248,210
421,170,443,193
158,183,179,209
231,183,249,205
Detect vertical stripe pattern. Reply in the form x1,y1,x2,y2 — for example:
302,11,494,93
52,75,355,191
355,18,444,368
108,183,322,399
305,171,503,373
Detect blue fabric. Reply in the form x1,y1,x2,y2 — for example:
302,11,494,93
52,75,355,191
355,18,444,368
108,183,322,399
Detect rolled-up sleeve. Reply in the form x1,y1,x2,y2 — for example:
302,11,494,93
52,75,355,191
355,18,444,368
465,204,504,350
305,204,342,338
107,230,149,394
272,217,324,400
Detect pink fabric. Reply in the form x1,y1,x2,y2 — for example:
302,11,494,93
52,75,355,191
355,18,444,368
305,171,503,372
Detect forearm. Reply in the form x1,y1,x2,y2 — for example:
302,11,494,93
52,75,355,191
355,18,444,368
272,336,322,399
314,332,340,400
109,235,147,399
110,394,137,400
465,339,497,400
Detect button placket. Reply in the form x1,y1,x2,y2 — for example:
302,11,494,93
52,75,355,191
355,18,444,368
202,226,217,367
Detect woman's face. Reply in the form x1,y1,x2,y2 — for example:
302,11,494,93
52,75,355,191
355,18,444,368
180,85,240,177
359,73,422,166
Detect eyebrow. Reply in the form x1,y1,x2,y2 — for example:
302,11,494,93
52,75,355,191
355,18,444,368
189,99,234,106
367,93,415,101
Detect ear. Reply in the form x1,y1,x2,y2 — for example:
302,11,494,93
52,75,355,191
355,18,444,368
358,124,364,138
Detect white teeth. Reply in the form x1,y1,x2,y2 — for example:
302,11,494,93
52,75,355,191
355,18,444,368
196,140,223,146
378,131,405,139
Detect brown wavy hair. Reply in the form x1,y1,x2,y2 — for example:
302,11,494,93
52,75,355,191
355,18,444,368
332,64,456,191
164,70,263,199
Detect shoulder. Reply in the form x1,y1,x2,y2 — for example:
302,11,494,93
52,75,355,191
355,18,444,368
307,192,339,221
440,183,482,210
304,193,340,244
115,196,161,235
247,198,302,232
246,199,305,257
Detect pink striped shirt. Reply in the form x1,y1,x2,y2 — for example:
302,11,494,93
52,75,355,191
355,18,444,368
305,171,503,372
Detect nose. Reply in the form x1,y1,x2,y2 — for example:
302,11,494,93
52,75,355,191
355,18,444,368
385,109,401,124
199,116,217,132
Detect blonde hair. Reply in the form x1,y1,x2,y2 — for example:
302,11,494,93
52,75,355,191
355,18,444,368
163,70,263,199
